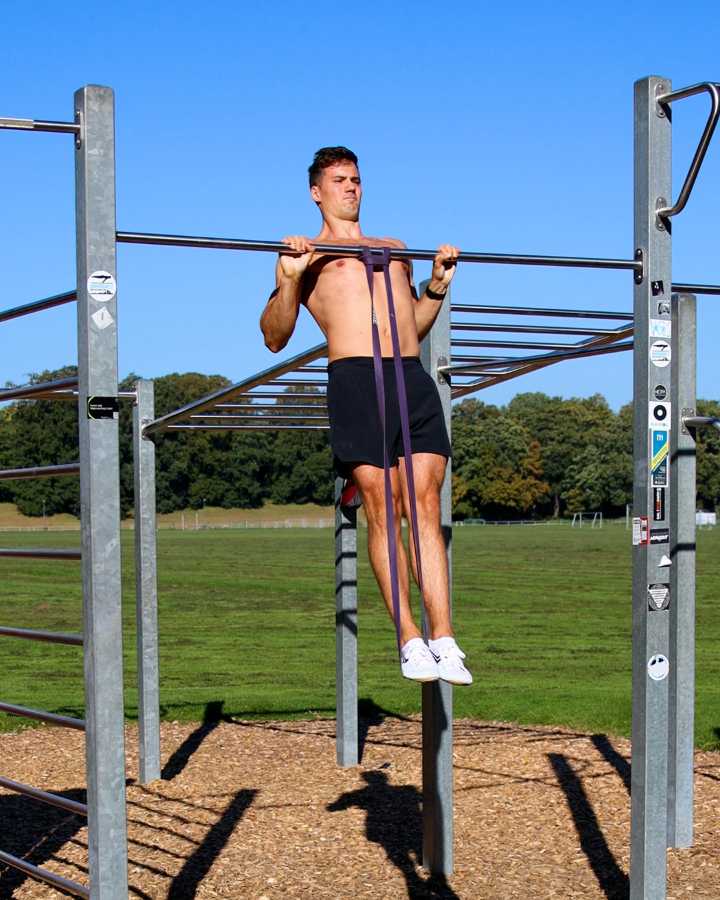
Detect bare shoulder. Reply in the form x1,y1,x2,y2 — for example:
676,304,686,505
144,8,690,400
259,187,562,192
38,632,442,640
377,236,407,249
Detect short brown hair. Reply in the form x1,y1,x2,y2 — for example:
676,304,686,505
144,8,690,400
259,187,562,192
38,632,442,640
308,146,359,187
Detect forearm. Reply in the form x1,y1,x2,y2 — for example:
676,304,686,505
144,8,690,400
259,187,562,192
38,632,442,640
260,278,302,352
414,280,448,342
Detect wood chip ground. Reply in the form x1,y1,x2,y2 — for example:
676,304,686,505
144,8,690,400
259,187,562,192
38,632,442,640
0,717,718,898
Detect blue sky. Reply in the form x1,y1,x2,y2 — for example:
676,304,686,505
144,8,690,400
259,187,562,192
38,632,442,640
2,1,719,409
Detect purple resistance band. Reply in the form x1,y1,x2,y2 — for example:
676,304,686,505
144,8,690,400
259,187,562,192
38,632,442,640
361,247,426,656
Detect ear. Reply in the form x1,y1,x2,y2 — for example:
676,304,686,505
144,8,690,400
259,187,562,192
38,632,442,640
310,184,322,204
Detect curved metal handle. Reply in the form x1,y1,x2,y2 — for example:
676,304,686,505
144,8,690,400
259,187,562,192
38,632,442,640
656,82,720,221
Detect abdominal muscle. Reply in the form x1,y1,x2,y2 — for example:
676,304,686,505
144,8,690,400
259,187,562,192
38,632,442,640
304,255,420,363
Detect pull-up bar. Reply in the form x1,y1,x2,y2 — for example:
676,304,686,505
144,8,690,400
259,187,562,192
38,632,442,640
0,116,79,135
116,231,641,273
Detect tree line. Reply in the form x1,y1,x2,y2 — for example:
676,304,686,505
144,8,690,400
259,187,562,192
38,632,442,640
1,368,719,520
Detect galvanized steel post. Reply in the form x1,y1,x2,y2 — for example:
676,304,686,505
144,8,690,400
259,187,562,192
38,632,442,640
134,380,161,783
668,294,696,848
335,477,358,766
419,280,454,874
631,75,672,900
74,84,129,898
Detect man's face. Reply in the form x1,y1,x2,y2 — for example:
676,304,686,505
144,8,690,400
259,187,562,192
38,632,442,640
310,161,362,221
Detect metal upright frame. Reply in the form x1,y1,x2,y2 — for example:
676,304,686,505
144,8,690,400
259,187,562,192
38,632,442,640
0,86,128,899
117,74,720,893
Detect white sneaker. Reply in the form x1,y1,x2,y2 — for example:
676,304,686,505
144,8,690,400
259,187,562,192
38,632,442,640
400,638,440,682
430,637,473,686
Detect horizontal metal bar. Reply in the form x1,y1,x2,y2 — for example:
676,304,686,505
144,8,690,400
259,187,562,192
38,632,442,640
0,377,79,403
167,424,330,431
0,702,85,730
19,389,136,403
295,366,328,373
656,82,720,220
0,776,87,816
0,290,76,325
450,338,577,350
208,403,328,412
0,548,81,560
672,282,720,295
0,116,80,135
0,626,82,646
189,414,328,422
217,393,326,403
144,342,328,435
264,379,328,388
0,851,88,898
442,340,633,374
451,324,634,399
683,416,720,431
0,463,79,481
450,303,634,320
452,321,617,336
117,231,640,271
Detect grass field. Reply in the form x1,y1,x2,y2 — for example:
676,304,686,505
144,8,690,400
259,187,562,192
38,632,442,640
1,521,719,748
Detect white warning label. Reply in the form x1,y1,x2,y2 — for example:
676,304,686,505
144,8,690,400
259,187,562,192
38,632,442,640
87,271,116,301
648,654,670,682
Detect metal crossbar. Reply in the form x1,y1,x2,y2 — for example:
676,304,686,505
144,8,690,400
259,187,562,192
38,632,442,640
0,851,88,898
0,463,79,481
0,626,83,645
117,230,642,272
0,702,85,730
0,776,87,816
0,290,76,324
0,116,80,135
0,377,79,403
0,548,81,560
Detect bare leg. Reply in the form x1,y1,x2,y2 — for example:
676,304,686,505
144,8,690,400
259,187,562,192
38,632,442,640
350,463,422,647
398,453,453,640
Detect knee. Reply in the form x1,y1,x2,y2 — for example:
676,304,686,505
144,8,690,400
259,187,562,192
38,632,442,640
362,487,403,532
412,484,441,522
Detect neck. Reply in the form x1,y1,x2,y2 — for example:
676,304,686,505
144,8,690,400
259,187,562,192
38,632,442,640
316,213,363,242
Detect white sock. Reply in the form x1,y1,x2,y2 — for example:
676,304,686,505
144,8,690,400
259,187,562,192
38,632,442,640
429,636,457,654
400,637,426,657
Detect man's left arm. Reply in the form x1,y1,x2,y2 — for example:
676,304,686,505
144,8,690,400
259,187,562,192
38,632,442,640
412,244,460,341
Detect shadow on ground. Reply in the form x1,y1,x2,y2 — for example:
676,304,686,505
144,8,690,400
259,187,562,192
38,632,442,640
0,788,86,898
549,751,629,900
329,770,459,900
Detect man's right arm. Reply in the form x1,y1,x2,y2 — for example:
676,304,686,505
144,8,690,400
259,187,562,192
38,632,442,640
259,236,313,353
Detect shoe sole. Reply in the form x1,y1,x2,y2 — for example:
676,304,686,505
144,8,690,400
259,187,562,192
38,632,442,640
402,673,440,682
439,675,473,685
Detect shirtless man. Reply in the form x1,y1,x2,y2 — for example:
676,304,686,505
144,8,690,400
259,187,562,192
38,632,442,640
260,146,471,685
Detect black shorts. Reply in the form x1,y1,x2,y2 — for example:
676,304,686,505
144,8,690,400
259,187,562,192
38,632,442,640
326,356,452,476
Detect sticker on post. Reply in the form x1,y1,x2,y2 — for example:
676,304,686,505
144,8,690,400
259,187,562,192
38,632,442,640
648,583,670,610
87,396,119,420
654,385,667,401
87,271,116,301
650,402,670,424
632,516,649,546
650,428,669,487
650,528,669,544
653,487,666,521
649,318,671,339
648,654,669,681
91,307,114,330
650,340,671,368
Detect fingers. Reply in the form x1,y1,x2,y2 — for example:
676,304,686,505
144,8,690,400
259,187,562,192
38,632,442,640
436,244,460,265
281,235,314,255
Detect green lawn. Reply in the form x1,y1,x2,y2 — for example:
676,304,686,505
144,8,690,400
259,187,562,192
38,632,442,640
1,523,719,748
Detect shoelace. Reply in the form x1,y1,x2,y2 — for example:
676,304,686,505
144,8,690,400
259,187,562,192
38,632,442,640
403,644,434,665
437,645,466,663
